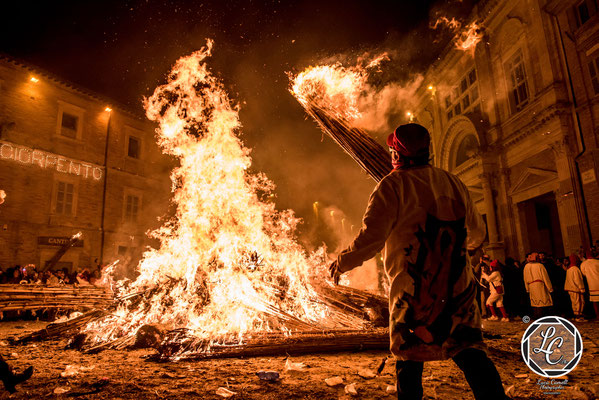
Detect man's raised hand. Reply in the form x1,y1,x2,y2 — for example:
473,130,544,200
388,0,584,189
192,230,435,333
328,260,342,285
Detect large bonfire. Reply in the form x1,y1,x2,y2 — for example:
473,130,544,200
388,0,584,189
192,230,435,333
79,41,374,357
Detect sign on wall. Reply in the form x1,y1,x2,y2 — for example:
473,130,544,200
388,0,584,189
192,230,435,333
581,169,596,185
38,236,84,247
0,140,103,180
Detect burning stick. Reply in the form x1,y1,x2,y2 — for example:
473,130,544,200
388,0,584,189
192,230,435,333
41,232,83,272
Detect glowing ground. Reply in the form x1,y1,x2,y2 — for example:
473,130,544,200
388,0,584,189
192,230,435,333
0,320,597,399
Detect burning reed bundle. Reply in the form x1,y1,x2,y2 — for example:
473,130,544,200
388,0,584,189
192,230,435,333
313,282,389,326
290,60,394,183
304,104,391,182
0,284,112,312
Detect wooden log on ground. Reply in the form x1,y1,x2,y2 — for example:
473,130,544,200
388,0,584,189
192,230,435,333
16,309,108,343
151,328,390,361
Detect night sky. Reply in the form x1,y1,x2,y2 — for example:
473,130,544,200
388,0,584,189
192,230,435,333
1,0,477,245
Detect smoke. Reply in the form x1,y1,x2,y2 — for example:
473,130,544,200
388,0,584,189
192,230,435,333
355,73,425,137
313,204,383,294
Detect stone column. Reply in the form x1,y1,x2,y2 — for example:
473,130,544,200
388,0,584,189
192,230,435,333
550,138,584,254
480,172,505,260
497,167,519,258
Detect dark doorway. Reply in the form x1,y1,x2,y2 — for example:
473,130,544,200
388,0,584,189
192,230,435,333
518,192,564,258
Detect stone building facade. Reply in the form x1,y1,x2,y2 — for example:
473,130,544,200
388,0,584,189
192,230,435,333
411,0,599,261
0,56,173,272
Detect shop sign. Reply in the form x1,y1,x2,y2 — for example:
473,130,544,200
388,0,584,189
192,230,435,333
0,140,103,181
581,169,596,185
38,236,84,247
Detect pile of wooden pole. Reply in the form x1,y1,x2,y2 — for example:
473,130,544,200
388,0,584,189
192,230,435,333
15,281,390,360
304,104,391,182
0,284,112,312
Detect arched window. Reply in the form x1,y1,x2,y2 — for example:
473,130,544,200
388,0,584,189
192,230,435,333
453,134,478,169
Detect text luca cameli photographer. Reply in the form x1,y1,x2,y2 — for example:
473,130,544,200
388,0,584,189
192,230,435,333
521,316,583,395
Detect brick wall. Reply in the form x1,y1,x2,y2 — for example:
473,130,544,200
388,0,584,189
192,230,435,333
0,58,173,271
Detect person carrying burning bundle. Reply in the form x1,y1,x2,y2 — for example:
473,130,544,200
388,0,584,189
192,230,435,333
328,124,507,400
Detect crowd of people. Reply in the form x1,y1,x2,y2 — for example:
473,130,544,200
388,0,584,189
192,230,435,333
472,243,599,322
0,264,104,286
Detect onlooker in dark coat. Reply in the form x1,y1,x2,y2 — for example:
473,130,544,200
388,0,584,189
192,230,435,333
541,252,567,316
503,257,527,318
474,255,491,317
8,268,21,284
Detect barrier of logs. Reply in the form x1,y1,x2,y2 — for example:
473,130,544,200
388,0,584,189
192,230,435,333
0,284,112,313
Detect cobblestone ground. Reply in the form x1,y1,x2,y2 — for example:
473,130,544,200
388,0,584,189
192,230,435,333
0,319,596,399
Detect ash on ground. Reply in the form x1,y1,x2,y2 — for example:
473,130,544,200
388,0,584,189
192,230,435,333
0,320,598,399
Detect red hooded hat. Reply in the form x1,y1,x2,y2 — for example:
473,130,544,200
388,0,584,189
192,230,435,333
569,254,580,267
387,124,430,157
387,124,430,169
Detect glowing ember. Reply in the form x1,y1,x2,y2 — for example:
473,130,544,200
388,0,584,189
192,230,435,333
454,22,482,52
430,17,461,31
366,53,390,70
82,41,362,354
430,17,483,52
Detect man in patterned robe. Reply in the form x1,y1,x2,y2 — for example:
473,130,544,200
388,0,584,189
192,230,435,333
329,124,506,400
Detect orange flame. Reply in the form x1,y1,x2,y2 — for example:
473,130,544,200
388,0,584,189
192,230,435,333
454,22,482,52
290,63,367,121
431,17,483,53
289,52,392,122
82,41,361,352
430,17,461,31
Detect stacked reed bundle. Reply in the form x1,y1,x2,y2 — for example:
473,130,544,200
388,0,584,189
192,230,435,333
0,284,112,312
